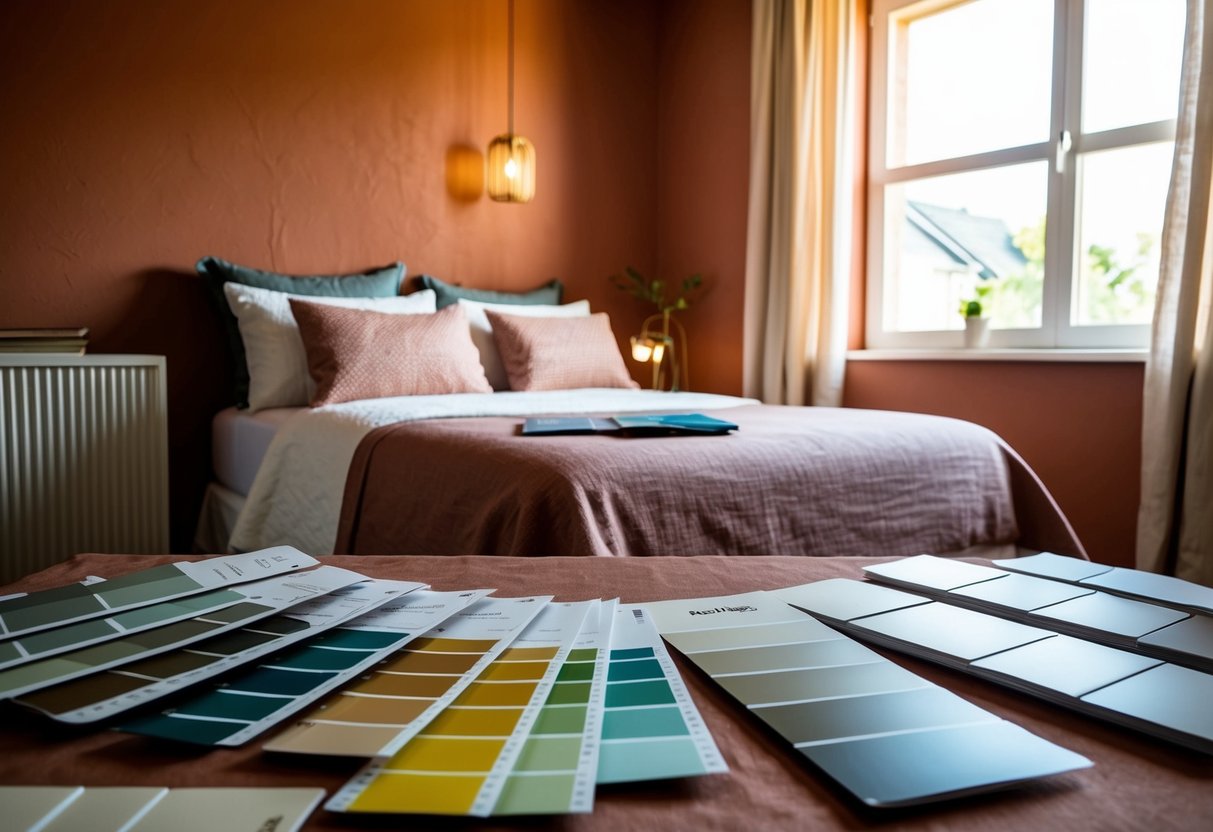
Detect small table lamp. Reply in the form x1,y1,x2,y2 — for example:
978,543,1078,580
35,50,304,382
630,310,688,391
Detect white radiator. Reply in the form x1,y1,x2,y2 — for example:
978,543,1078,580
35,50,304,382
0,355,169,583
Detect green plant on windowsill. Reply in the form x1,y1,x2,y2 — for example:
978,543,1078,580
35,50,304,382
958,283,993,347
958,283,993,319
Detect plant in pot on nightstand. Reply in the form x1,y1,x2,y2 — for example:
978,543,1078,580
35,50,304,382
959,284,992,348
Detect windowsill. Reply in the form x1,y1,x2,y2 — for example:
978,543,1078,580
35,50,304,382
847,348,1148,363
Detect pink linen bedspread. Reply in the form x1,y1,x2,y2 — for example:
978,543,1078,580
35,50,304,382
334,404,1083,558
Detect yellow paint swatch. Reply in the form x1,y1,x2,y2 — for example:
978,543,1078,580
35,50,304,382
349,772,484,814
390,736,506,772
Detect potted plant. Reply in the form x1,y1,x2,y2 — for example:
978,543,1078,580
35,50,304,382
609,267,703,390
959,284,992,348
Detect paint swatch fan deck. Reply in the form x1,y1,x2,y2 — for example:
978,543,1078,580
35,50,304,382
328,600,591,816
263,595,551,757
119,588,490,747
16,578,427,724
0,566,367,701
0,548,319,639
645,590,1091,807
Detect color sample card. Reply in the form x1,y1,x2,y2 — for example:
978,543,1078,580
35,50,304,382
649,590,1090,807
494,599,614,815
0,588,254,671
991,552,1113,583
125,787,325,832
0,547,319,639
328,601,591,817
16,578,426,723
263,595,550,757
994,552,1213,616
865,555,1206,670
39,787,167,832
0,566,366,700
595,604,727,785
783,578,1213,755
0,785,83,832
119,588,490,747
0,786,324,832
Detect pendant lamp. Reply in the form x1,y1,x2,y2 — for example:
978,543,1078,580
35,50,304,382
487,0,535,203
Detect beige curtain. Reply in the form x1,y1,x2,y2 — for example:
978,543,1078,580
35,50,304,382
743,0,859,406
1137,0,1213,584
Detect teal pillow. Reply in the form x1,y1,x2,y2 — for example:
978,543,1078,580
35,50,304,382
416,274,563,309
198,256,405,408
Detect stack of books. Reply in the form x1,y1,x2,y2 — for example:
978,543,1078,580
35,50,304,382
0,327,89,354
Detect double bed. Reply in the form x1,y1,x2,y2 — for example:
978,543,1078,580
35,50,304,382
192,260,1084,561
198,389,1083,560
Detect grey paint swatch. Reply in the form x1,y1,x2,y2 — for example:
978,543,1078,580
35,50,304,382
855,602,1055,662
951,571,1094,611
1030,592,1189,640
798,721,1091,808
992,552,1113,583
972,634,1162,698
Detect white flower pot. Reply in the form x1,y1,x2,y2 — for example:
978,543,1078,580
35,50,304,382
963,316,990,348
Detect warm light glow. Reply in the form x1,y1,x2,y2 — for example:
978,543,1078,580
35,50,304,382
651,342,666,364
487,134,536,202
630,336,653,363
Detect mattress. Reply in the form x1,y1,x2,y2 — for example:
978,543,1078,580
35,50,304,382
211,406,302,496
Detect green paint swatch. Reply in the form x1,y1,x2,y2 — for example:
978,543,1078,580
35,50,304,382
530,705,587,734
493,774,576,814
171,690,289,721
601,706,690,740
604,679,675,708
596,738,707,783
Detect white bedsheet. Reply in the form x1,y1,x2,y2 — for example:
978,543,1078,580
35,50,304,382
229,389,757,555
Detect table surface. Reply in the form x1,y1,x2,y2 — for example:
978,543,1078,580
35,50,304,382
2,554,1211,832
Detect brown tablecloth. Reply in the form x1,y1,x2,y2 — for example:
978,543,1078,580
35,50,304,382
1,555,1210,831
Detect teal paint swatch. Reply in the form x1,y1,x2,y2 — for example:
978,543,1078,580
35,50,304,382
597,738,706,783
610,647,655,661
606,658,663,682
230,667,339,697
171,690,290,721
603,679,675,708
601,706,689,740
120,626,414,746
266,648,372,672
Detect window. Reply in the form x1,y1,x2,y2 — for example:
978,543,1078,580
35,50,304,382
867,0,1185,349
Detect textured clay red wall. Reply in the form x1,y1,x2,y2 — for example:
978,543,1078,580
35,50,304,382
0,0,669,549
844,360,1144,568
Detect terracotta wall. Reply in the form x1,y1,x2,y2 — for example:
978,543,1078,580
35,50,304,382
0,0,688,550
653,0,751,395
845,361,1145,567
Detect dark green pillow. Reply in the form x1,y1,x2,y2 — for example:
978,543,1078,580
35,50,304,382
416,274,563,309
198,256,405,408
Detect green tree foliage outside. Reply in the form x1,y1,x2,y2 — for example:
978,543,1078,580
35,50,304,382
978,217,1156,328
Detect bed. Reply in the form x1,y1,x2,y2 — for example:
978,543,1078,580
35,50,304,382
194,261,1084,560
207,389,1083,560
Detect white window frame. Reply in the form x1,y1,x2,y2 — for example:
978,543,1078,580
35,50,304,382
867,0,1178,350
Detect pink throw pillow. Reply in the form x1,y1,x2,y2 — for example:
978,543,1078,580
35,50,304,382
484,310,640,391
290,300,492,405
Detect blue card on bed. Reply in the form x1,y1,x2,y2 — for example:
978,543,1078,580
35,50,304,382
522,417,621,435
610,413,738,435
522,413,738,436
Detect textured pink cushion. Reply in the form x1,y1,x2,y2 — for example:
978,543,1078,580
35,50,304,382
290,300,492,405
484,310,640,391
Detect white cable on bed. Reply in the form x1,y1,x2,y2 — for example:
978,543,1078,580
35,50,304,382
228,389,758,556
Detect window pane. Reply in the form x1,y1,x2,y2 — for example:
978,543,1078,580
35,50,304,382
883,162,1048,332
892,0,1053,167
1083,0,1185,134
1074,142,1171,326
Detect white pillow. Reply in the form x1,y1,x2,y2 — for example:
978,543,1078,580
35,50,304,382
458,299,591,390
223,282,437,411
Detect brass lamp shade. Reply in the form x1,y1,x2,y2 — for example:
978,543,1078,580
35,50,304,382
487,134,535,203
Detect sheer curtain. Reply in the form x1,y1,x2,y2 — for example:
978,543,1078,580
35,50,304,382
1137,0,1213,584
743,0,859,406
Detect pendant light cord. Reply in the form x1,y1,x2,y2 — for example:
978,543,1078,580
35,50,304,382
507,0,515,137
